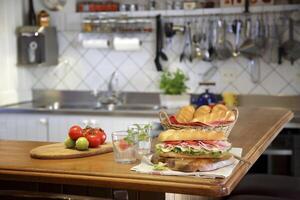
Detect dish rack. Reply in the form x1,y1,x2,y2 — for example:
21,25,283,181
159,108,239,138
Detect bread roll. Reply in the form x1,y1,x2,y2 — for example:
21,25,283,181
158,151,231,159
158,129,227,142
212,104,228,113
175,105,195,123
151,154,235,172
191,113,210,123
210,110,227,122
194,105,211,118
225,110,236,121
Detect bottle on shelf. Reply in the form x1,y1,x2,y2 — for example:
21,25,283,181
37,10,50,27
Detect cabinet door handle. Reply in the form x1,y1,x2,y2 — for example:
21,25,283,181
39,118,48,125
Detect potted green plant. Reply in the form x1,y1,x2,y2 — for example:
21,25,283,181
159,69,190,108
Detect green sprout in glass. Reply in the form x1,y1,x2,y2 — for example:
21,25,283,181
124,124,152,144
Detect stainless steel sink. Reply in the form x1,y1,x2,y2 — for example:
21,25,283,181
35,103,162,112
98,104,162,111
30,90,162,112
34,102,98,110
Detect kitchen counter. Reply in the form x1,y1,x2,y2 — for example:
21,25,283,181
0,107,293,197
1,91,300,128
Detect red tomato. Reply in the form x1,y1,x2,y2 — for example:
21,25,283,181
93,128,106,145
85,133,102,148
118,139,130,150
164,141,182,145
95,128,106,144
68,125,83,140
185,140,198,145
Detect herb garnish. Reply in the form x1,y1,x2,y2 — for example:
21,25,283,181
124,124,152,144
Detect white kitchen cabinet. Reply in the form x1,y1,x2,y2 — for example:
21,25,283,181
0,113,48,141
0,112,158,142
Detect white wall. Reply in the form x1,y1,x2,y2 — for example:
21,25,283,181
0,0,33,105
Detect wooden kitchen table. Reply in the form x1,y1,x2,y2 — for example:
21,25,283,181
0,107,293,198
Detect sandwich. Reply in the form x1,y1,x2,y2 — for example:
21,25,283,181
152,129,234,172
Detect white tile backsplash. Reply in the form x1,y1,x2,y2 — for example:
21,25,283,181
25,27,300,96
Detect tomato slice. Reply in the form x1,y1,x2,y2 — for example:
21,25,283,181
118,139,130,150
164,141,182,145
185,140,198,145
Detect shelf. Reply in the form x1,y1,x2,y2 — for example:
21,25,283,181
57,4,300,32
76,4,300,18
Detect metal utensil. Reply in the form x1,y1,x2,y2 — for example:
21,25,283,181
254,17,266,50
215,19,232,60
232,19,242,57
180,22,193,62
192,32,203,58
240,18,260,58
203,19,215,62
265,18,279,64
154,15,168,71
282,18,300,65
187,22,193,62
43,0,67,11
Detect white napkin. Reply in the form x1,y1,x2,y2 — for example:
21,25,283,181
131,148,242,179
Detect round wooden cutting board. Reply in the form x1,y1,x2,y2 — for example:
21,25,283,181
30,143,113,159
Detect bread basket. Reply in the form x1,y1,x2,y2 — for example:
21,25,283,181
159,108,239,138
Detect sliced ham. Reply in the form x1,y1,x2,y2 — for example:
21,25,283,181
162,140,231,152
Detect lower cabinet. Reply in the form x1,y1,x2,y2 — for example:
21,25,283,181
0,113,48,141
0,113,158,142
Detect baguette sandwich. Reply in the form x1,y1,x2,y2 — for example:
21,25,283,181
152,129,235,172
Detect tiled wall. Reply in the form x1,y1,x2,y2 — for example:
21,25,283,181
18,1,300,97
26,28,300,95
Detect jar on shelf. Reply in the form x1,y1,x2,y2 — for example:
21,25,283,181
96,2,104,12
82,18,92,32
118,19,127,33
111,2,119,12
77,2,84,12
149,0,156,10
127,19,136,32
136,19,144,32
174,0,182,10
92,18,100,32
108,19,117,32
143,19,153,33
100,19,109,33
88,2,97,12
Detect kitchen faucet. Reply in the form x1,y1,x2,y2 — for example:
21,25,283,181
108,71,118,96
98,71,122,106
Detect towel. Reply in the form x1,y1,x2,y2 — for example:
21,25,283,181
82,39,109,49
113,37,141,51
131,148,242,179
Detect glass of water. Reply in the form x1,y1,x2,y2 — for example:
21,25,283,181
128,124,152,159
112,131,137,164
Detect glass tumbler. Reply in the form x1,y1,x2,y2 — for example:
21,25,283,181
112,131,137,164
128,124,152,159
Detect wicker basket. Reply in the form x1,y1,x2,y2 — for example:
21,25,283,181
159,108,239,138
